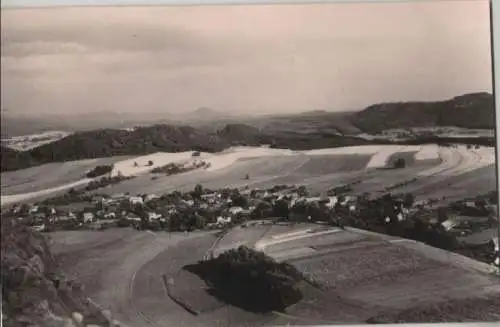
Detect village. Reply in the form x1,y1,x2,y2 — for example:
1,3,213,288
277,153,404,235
3,180,498,250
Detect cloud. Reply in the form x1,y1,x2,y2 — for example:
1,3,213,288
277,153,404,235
0,1,492,116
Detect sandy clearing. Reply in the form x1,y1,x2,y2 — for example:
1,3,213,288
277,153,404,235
95,155,311,196
418,147,461,177
414,144,440,160
417,146,495,178
111,152,195,177
109,147,297,178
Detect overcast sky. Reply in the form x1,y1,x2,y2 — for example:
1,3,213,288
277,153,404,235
0,1,492,116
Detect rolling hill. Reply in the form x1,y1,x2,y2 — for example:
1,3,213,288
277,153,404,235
1,92,494,173
349,92,494,133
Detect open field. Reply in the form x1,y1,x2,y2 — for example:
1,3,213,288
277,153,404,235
215,224,500,323
90,144,495,201
50,228,220,327
1,144,496,209
1,156,131,195
50,228,279,327
48,218,500,327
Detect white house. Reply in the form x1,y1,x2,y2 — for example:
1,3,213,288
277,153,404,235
216,216,232,225
147,212,162,221
104,212,116,219
144,194,159,202
326,196,339,209
83,212,95,223
129,196,143,205
29,206,39,214
441,219,457,231
229,207,244,215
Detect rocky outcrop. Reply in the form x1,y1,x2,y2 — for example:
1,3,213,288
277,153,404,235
1,218,124,327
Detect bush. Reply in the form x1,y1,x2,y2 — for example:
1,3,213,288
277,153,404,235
393,158,406,169
86,165,113,178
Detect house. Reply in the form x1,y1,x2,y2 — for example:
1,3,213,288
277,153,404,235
91,195,105,204
325,196,338,209
104,212,117,219
31,224,45,232
201,193,218,200
464,201,477,208
111,193,127,201
82,212,95,223
126,215,142,222
129,196,143,205
29,206,39,214
32,212,47,223
441,219,458,231
11,205,21,214
147,212,162,221
216,216,232,225
54,215,73,222
183,199,195,207
228,207,244,215
143,194,159,202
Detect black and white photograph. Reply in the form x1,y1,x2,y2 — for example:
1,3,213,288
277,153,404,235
1,0,499,326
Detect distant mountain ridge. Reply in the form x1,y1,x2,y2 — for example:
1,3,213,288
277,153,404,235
349,92,494,133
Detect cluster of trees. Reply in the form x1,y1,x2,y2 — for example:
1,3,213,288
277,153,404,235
37,176,133,206
151,161,209,175
385,178,418,192
393,158,406,169
86,164,113,178
350,92,494,133
327,184,354,196
184,246,303,312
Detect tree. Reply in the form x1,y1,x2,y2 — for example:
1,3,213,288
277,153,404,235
147,160,154,166
231,194,248,208
297,186,308,197
273,199,290,220
403,193,415,208
437,207,448,223
393,158,406,169
192,184,204,199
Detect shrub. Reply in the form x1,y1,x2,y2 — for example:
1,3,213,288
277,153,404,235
393,158,406,169
86,165,113,178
